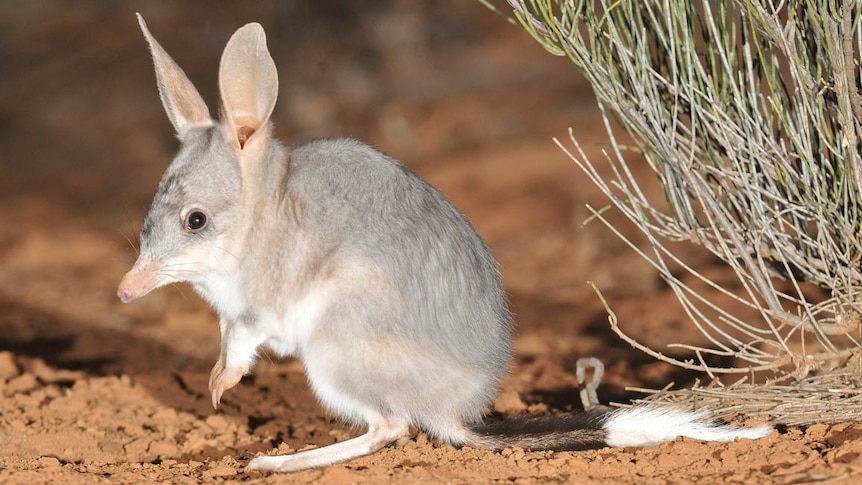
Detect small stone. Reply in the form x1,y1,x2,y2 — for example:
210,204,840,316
493,390,527,414
328,428,351,441
38,456,61,468
9,420,28,434
319,466,362,483
205,415,228,430
151,408,178,422
203,465,237,478
148,441,179,458
0,352,20,380
124,437,151,457
182,431,207,451
805,423,829,440
526,403,548,414
6,373,39,394
20,357,84,383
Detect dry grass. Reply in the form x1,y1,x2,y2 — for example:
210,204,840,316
482,0,862,423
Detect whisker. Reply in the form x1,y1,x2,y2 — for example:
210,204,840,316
214,245,245,268
118,229,140,257
158,266,195,274
121,212,141,256
160,263,201,270
158,269,201,279
209,246,246,294
169,282,189,301
258,346,276,366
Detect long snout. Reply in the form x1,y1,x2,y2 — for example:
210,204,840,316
117,260,162,303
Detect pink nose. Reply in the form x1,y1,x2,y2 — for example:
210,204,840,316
117,262,157,303
117,286,138,303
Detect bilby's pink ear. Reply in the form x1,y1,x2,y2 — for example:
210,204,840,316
136,13,213,137
218,22,278,151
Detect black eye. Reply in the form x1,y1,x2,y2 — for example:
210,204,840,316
186,211,207,232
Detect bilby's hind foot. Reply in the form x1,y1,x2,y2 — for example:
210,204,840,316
247,414,410,473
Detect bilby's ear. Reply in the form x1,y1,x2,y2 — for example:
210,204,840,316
137,13,213,137
218,22,278,151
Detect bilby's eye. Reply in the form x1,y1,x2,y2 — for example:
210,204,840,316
186,211,207,232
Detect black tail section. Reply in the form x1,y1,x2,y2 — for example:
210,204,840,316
468,407,612,451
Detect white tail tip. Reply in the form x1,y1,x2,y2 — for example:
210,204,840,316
603,405,772,448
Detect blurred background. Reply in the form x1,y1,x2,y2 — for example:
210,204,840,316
0,0,704,407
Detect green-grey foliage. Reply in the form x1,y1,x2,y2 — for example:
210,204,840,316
486,0,862,382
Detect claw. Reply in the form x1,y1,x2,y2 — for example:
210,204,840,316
209,358,244,410
212,386,223,410
209,358,225,394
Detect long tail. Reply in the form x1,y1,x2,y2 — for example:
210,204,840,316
469,405,772,451
469,358,772,451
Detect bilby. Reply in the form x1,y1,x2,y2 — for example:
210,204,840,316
118,15,771,473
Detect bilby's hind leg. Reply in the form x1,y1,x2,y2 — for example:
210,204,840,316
246,414,410,473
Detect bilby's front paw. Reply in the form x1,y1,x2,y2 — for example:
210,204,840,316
209,359,245,409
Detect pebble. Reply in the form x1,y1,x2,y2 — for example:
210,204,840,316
0,352,20,379
38,456,61,468
204,465,238,478
6,373,39,394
